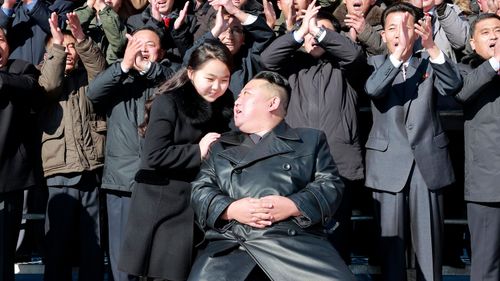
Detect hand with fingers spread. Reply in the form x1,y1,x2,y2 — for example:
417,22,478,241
295,0,320,40
209,0,238,15
222,197,274,228
199,132,221,160
174,1,190,30
263,0,276,29
280,0,296,32
415,14,440,58
344,12,367,41
392,12,411,61
211,7,229,38
66,12,86,43
150,0,162,22
121,34,142,71
49,12,64,46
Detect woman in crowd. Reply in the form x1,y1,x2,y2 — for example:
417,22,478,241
119,39,234,281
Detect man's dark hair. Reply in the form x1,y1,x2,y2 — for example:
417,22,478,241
470,13,500,35
381,2,420,28
253,71,291,112
317,9,341,32
131,26,166,50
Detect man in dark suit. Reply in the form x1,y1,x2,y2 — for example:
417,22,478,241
454,13,500,281
189,71,355,281
0,26,41,281
364,3,462,281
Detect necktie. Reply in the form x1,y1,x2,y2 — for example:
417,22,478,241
402,64,408,80
162,17,171,28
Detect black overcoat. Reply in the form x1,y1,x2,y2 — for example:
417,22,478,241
189,123,356,281
119,84,232,280
0,59,41,193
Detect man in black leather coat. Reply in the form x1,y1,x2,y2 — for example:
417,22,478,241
189,71,355,281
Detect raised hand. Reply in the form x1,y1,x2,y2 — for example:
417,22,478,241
344,12,367,41
66,12,86,43
415,14,440,58
150,0,162,21
295,0,320,40
199,132,221,160
209,0,238,14
121,34,142,71
211,7,229,38
174,1,189,30
263,0,276,29
282,0,296,31
49,12,64,46
392,12,410,61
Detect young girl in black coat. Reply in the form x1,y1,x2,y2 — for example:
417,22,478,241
119,39,233,281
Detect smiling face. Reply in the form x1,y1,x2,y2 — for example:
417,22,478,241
345,0,375,16
218,16,245,55
303,19,334,58
382,11,417,58
133,29,164,62
188,58,231,103
234,78,284,133
0,29,9,68
470,17,500,60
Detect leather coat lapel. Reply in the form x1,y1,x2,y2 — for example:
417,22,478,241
218,122,300,168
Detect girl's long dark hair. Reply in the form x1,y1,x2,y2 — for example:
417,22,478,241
138,39,232,137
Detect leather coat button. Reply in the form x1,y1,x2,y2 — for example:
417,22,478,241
323,217,330,223
287,229,297,236
234,169,242,174
282,163,291,171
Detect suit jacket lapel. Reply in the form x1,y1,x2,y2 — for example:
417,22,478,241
403,57,428,122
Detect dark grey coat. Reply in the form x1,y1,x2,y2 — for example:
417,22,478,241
190,122,355,281
364,53,462,192
0,59,41,193
86,61,176,192
455,55,500,203
261,31,368,181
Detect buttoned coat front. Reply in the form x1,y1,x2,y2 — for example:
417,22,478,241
364,54,462,192
190,122,355,281
455,55,500,203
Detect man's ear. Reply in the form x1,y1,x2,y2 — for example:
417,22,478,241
381,30,387,43
158,49,165,61
276,0,283,11
469,38,476,51
268,96,281,112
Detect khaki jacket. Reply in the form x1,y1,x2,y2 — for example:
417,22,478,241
38,38,107,177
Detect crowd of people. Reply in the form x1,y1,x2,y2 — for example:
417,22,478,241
0,0,499,279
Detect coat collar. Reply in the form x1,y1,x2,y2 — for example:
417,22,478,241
218,122,301,168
